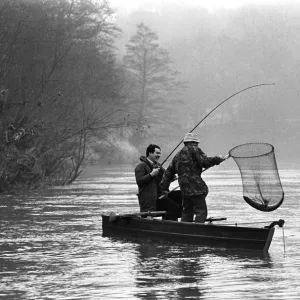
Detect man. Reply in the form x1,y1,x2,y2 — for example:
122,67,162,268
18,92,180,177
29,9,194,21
135,144,164,212
160,133,229,223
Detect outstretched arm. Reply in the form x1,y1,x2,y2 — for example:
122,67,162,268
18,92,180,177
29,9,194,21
195,148,227,170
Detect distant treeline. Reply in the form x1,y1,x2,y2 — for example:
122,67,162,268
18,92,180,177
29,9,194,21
114,3,300,166
0,0,187,192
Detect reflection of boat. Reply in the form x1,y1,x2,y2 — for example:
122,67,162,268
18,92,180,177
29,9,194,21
102,214,284,252
106,235,272,262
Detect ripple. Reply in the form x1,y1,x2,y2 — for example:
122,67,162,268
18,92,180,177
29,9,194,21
0,167,299,300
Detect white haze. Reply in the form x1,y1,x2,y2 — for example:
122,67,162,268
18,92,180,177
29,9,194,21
109,0,294,13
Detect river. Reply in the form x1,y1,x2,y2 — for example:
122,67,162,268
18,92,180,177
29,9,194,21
0,165,299,299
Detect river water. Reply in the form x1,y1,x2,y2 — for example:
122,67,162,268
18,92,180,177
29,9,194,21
0,165,299,299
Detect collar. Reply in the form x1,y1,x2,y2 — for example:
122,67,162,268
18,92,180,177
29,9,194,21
147,158,154,165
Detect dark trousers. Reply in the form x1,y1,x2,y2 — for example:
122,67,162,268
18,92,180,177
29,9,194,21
181,194,207,223
156,190,182,221
138,195,156,212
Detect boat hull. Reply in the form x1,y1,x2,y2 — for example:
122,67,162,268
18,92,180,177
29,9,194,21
102,215,275,251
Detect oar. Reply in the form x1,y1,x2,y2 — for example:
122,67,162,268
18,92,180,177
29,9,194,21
205,217,227,223
109,211,167,222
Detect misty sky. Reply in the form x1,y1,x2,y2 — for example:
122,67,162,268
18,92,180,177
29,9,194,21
106,0,300,166
109,0,292,12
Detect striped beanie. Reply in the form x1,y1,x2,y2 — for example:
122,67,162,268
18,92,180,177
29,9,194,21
183,132,199,143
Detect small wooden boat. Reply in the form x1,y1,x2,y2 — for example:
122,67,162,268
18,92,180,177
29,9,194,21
102,211,284,252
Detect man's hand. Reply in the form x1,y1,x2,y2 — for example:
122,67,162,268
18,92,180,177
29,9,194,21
159,190,169,200
218,154,230,161
150,167,160,177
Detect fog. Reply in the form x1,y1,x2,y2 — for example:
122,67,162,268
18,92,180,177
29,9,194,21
1,0,299,193
107,1,300,167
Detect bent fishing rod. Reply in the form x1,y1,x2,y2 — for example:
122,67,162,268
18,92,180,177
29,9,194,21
161,83,275,166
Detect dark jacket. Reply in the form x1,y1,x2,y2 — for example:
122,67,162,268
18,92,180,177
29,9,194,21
135,156,165,212
160,144,223,198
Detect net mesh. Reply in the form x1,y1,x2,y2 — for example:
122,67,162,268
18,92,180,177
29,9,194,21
229,143,284,212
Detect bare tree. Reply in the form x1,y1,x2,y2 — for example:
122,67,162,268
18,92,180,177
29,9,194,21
0,0,126,192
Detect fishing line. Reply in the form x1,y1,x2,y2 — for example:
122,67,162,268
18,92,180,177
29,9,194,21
161,83,275,166
282,226,286,254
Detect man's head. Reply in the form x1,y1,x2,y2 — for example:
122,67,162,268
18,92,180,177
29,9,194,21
146,144,161,163
183,132,199,146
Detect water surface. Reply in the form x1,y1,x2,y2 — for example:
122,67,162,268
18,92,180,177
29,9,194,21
0,166,299,299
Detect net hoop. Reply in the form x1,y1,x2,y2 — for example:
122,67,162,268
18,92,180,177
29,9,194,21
229,142,274,159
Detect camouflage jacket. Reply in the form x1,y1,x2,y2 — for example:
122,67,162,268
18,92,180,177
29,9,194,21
160,145,224,197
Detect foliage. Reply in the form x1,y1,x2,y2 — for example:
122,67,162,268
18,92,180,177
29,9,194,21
0,0,127,192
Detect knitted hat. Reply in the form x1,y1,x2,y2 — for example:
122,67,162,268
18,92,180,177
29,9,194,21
183,132,199,143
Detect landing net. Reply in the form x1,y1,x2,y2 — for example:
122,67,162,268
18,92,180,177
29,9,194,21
229,143,284,212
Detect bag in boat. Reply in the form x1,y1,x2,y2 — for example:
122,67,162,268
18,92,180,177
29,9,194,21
229,143,284,212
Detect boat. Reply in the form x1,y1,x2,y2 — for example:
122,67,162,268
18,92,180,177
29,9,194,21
102,189,284,252
102,211,284,252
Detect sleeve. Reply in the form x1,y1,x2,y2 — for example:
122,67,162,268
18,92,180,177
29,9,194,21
195,148,223,170
202,155,223,169
160,161,176,191
135,164,152,186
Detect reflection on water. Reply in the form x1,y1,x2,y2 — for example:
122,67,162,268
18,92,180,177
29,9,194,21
0,166,300,299
134,244,206,299
102,234,274,300
127,240,272,300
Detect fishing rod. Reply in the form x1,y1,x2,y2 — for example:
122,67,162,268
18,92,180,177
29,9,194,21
161,83,275,166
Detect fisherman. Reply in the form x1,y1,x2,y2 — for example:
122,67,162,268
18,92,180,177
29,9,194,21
135,144,164,212
160,133,229,223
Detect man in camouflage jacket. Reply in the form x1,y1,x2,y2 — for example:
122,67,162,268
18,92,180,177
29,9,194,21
160,133,228,222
